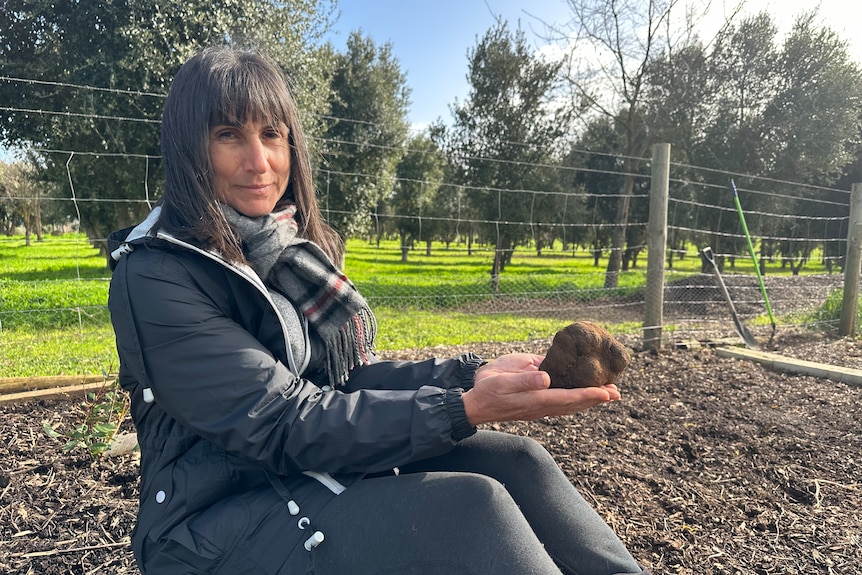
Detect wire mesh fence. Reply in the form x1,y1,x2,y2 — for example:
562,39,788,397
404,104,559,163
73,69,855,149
1,143,857,378
0,226,850,379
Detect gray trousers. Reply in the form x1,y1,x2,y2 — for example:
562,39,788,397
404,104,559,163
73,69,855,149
144,431,648,575
304,431,645,575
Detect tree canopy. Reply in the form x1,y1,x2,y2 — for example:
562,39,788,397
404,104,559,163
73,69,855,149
443,20,570,282
0,0,336,247
1,1,861,281
318,31,411,238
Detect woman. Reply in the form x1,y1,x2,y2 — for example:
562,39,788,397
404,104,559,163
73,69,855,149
108,46,649,575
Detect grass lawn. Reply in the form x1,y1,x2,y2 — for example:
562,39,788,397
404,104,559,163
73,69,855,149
0,233,821,377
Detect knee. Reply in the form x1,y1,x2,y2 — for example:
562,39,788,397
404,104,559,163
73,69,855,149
442,473,529,524
447,472,509,505
504,433,557,469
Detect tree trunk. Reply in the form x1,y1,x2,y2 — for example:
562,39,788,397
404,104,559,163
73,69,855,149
604,173,635,288
34,200,43,242
490,251,500,292
399,232,409,262
791,259,804,275
23,209,31,246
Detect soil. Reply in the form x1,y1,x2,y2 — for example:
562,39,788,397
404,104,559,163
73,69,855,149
1,329,860,575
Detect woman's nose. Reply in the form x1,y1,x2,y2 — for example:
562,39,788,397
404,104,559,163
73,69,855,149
243,139,269,173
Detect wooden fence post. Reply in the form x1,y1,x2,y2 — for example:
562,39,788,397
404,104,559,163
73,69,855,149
839,183,862,336
643,143,670,351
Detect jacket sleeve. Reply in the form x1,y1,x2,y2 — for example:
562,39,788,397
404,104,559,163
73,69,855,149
111,247,481,476
342,353,485,393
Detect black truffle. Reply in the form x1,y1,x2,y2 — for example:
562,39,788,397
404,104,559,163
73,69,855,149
539,321,631,389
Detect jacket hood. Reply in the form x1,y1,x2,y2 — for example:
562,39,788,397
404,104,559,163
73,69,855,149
109,206,162,264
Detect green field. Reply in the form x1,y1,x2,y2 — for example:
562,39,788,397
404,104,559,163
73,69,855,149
0,232,818,377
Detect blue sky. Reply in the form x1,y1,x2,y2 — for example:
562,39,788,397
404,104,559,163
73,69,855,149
326,0,574,128
326,0,862,130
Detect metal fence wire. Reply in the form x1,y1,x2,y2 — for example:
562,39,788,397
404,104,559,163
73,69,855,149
1,148,857,377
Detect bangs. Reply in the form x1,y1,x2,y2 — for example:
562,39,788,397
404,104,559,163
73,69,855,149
209,58,292,128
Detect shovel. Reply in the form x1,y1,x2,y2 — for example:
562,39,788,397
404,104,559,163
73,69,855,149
701,246,759,349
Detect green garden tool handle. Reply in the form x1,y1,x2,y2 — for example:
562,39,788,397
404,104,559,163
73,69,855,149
730,180,776,328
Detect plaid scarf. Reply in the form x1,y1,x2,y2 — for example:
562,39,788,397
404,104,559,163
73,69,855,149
223,204,376,388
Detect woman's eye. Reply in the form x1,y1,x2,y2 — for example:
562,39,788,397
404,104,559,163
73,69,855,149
210,126,239,140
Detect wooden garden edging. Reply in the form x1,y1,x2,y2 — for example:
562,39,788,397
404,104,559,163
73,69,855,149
716,347,862,387
0,375,139,456
0,375,114,404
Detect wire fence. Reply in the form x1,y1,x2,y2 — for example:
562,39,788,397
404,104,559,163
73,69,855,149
1,75,857,377
1,151,853,379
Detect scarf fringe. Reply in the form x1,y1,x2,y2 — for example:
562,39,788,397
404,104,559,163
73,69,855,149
323,307,377,388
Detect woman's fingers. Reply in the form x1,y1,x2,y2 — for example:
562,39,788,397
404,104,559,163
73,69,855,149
536,385,618,416
475,353,545,379
463,372,620,427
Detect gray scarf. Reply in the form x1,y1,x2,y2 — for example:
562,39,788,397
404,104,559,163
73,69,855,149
223,204,376,388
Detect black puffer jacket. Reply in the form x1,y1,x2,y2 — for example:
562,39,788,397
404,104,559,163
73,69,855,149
107,209,483,571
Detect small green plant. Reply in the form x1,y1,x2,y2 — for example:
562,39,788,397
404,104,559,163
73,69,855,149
43,377,130,457
805,287,862,329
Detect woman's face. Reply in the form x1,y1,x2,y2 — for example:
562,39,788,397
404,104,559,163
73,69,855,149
208,118,291,217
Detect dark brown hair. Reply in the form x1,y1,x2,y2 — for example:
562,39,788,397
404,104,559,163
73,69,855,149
157,45,342,263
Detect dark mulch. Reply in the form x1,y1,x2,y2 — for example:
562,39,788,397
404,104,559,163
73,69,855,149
2,330,860,574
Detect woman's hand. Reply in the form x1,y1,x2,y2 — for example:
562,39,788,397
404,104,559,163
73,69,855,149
462,353,620,427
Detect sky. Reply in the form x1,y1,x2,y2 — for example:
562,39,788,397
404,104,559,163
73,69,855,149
326,0,575,128
326,0,862,130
